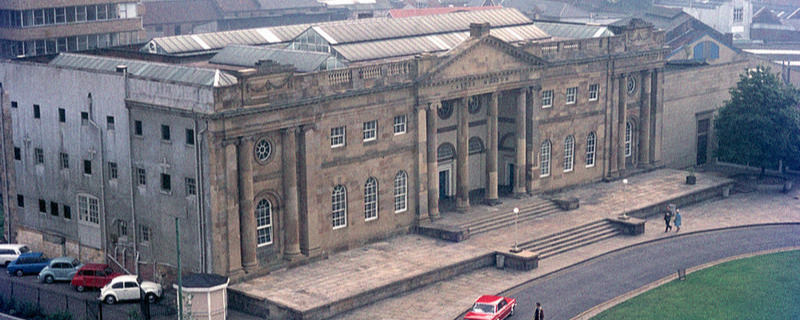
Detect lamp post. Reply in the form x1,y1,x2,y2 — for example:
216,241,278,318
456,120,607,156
512,207,520,252
620,179,629,220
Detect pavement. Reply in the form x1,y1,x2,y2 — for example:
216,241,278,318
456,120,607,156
229,166,800,320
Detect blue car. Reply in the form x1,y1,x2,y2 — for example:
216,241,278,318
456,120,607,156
8,252,50,277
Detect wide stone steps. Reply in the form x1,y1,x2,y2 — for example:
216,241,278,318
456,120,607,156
519,220,622,259
458,199,563,236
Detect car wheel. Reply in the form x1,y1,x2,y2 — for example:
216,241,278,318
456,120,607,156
104,296,116,305
14,270,23,277
75,285,86,292
146,293,157,304
3,261,8,267
44,275,54,284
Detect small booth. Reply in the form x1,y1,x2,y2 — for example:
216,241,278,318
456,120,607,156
173,273,230,320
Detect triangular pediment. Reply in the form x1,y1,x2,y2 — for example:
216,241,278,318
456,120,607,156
422,35,546,83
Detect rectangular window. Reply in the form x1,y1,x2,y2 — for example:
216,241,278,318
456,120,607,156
589,84,599,101
63,205,71,219
393,115,406,135
108,162,118,179
363,120,377,142
83,159,91,175
81,112,88,125
33,104,40,119
34,148,44,164
566,87,578,104
118,220,128,237
185,129,194,145
17,195,24,208
78,194,99,225
11,101,17,108
185,177,196,196
39,199,47,213
161,125,170,141
50,202,59,216
14,147,21,161
161,173,171,192
140,225,151,243
136,168,146,186
331,126,345,148
60,152,69,169
106,116,114,130
542,90,553,108
58,108,66,122
733,7,743,21
134,120,143,136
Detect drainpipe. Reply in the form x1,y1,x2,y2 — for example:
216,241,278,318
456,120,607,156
0,84,11,242
193,118,209,273
86,94,108,265
118,65,139,275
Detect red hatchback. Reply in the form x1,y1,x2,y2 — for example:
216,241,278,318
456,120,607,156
70,264,123,292
464,295,516,320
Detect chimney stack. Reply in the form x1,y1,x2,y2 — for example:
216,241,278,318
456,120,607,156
470,22,491,38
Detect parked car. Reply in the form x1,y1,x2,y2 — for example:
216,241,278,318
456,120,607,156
99,275,163,305
464,295,516,320
0,244,30,267
7,252,50,277
38,257,82,284
71,263,123,292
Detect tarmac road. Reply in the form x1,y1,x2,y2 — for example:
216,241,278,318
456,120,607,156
486,224,800,320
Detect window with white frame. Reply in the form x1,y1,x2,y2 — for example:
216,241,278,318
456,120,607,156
733,7,743,21
586,132,596,167
77,194,99,225
332,185,347,228
540,140,551,177
256,199,273,246
35,148,44,164
140,224,151,243
364,178,378,221
625,122,632,157
185,177,196,196
363,120,377,142
566,87,578,104
136,168,146,186
542,90,553,108
589,84,599,101
60,152,69,169
331,126,345,148
394,171,407,213
564,136,575,172
393,115,406,135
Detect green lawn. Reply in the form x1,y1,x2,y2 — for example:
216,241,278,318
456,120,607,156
592,250,800,320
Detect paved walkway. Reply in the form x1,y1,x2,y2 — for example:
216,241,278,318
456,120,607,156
230,167,800,320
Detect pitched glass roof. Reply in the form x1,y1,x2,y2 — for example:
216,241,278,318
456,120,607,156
532,21,613,39
210,45,333,72
144,24,310,55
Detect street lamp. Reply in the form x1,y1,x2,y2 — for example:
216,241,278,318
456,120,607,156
512,207,520,252
620,179,629,220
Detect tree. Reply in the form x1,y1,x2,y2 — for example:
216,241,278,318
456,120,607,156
714,66,800,177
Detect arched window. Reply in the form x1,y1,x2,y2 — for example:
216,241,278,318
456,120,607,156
586,132,596,167
625,122,633,158
332,185,347,229
437,143,455,161
540,140,551,177
468,137,484,154
255,199,273,246
394,171,408,213
364,178,378,221
564,136,575,172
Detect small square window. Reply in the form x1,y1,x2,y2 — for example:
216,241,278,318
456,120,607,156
60,152,69,169
14,147,21,161
83,159,92,175
39,199,47,213
50,202,59,216
63,205,71,219
134,120,143,136
589,84,599,101
542,90,553,108
140,225,151,243
161,125,170,141
34,148,44,164
185,129,194,145
108,162,118,180
566,87,578,104
161,173,171,192
80,112,88,125
11,101,18,108
331,126,345,148
363,120,377,142
34,104,41,119
393,115,406,135
136,168,146,186
58,108,66,123
17,195,24,208
119,220,128,237
106,116,114,130
185,177,196,196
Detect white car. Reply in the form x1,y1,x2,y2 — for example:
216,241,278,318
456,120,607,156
0,244,30,267
99,275,163,304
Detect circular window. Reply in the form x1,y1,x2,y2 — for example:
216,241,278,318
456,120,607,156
438,100,454,120
468,96,481,114
626,75,636,95
254,138,272,163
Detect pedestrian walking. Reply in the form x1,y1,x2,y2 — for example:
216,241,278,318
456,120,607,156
533,302,544,320
664,206,672,232
674,209,682,232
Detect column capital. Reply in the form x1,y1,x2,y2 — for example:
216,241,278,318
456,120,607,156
282,126,301,135
300,123,317,132
427,101,441,111
223,137,241,146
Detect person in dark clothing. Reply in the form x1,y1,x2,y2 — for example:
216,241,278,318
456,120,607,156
664,206,672,232
533,302,544,320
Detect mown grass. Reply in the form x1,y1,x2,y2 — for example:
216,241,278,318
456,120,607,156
592,250,800,320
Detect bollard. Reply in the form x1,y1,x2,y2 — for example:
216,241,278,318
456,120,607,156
677,268,686,280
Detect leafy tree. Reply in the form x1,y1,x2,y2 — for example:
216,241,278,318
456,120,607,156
714,66,800,177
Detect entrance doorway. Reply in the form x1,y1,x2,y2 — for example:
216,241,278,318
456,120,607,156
696,118,710,166
439,168,451,199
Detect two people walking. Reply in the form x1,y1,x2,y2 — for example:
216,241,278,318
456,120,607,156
664,205,682,232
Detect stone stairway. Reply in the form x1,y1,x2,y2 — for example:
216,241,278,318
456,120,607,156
456,197,563,236
518,220,622,259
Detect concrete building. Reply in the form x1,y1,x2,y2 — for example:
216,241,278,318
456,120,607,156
0,0,145,58
1,8,668,282
655,0,753,40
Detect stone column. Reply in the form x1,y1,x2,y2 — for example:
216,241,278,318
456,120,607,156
238,137,257,272
607,73,619,177
426,102,440,219
618,74,628,172
651,68,664,164
639,69,652,166
282,128,301,260
299,125,321,256
486,93,500,205
224,140,243,276
415,105,430,223
527,86,541,193
513,88,527,196
456,97,470,212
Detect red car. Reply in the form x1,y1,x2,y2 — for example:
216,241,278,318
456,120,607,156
464,295,516,320
70,263,123,292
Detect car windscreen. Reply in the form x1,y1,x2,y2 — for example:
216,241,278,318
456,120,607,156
71,259,81,267
19,246,30,253
471,303,494,314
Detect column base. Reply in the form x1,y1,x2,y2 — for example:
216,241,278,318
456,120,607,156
228,268,245,281
429,210,441,221
484,198,503,206
284,250,303,262
512,192,529,199
242,261,258,273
